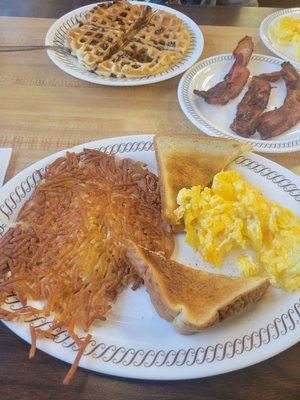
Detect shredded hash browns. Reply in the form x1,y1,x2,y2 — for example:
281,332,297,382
0,149,174,383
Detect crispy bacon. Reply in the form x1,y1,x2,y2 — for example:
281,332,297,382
194,36,254,105
230,70,283,137
257,70,283,82
257,62,300,139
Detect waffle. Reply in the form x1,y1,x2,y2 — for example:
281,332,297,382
135,11,191,57
82,0,152,34
96,39,180,78
67,1,191,78
67,24,125,70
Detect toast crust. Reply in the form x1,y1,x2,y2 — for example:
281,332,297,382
127,245,269,334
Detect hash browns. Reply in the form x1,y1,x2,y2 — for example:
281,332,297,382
0,149,174,383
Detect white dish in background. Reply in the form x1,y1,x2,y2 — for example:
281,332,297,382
178,54,300,153
45,1,204,86
259,8,300,69
1,134,299,380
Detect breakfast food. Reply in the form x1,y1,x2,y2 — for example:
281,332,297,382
175,170,300,292
81,0,151,33
96,10,191,78
272,16,300,61
230,69,283,137
126,244,269,334
66,24,126,71
67,1,191,78
192,35,299,139
1,134,298,383
257,62,300,139
154,134,251,228
0,149,174,383
231,62,300,139
193,36,254,105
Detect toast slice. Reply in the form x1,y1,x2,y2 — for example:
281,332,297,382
127,245,269,334
153,134,251,227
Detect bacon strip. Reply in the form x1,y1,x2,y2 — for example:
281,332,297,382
194,36,254,105
257,62,300,139
230,69,283,137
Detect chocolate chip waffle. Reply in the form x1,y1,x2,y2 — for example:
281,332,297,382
96,39,180,78
67,1,191,78
67,24,125,70
82,0,152,34
135,10,191,57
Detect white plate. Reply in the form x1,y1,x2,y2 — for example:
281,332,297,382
1,134,299,380
178,54,300,153
45,1,203,86
260,8,300,69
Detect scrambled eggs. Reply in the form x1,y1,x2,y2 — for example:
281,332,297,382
175,171,300,292
272,16,300,60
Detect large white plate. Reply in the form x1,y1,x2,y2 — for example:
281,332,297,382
45,1,204,86
178,54,300,153
260,8,300,69
1,134,299,380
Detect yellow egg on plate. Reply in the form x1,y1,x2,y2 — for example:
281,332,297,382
272,16,300,60
175,170,300,292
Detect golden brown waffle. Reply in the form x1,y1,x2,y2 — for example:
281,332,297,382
67,24,125,70
136,11,191,57
96,39,180,78
82,1,152,34
67,1,191,78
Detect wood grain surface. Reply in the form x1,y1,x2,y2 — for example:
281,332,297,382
0,7,299,400
0,17,299,180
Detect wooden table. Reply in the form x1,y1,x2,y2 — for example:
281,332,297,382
0,4,299,400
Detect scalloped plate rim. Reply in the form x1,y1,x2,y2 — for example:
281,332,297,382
177,53,300,153
0,134,299,380
44,1,204,86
